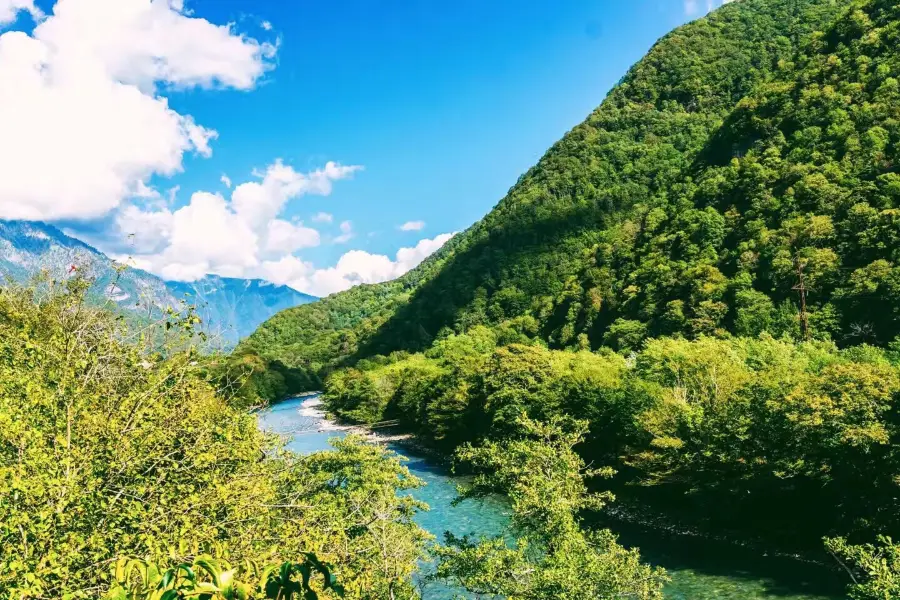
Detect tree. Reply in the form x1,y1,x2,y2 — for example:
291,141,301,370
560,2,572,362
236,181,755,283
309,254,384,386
437,415,667,599
0,280,430,599
825,536,900,600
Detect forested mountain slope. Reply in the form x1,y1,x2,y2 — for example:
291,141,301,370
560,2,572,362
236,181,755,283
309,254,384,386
243,0,863,378
234,2,900,593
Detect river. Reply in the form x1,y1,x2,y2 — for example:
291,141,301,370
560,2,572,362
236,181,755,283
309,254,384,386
257,395,848,600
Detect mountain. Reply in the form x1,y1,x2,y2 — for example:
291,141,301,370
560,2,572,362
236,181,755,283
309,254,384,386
167,276,317,345
0,219,177,309
234,0,900,581
242,0,878,381
0,220,315,348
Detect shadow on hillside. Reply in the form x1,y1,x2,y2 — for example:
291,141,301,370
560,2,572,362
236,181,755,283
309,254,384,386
351,198,611,361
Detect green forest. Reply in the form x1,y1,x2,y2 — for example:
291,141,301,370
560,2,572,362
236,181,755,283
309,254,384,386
0,280,431,599
5,0,900,597
235,0,900,596
1,279,670,599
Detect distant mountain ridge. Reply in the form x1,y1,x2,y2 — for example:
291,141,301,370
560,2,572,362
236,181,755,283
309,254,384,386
167,276,317,344
0,219,315,348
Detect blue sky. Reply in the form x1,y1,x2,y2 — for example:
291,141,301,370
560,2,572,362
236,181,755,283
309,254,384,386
0,0,727,295
170,0,703,265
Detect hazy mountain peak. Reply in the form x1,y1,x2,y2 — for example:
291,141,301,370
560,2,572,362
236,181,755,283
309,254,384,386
0,219,315,348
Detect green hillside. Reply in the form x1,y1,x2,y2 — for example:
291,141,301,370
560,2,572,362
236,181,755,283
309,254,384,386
236,1,900,594
241,0,866,377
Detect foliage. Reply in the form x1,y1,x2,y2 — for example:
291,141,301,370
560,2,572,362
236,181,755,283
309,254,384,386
204,349,319,410
244,0,900,596
435,415,667,599
323,332,900,552
242,0,859,389
106,553,344,600
239,281,424,401
0,280,429,599
825,536,900,600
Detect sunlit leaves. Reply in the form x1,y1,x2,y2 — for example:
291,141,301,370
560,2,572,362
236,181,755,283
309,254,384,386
0,281,429,599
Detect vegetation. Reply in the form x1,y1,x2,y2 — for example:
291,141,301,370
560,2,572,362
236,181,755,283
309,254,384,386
107,553,346,600
206,348,321,411
436,415,668,599
826,536,900,599
323,329,900,553
241,0,857,389
242,0,900,595
0,279,430,599
10,0,899,596
0,277,670,599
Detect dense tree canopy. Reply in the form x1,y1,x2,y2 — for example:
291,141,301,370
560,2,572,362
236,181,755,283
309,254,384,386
240,0,875,390
239,0,900,596
0,281,430,599
323,326,900,598
436,415,668,600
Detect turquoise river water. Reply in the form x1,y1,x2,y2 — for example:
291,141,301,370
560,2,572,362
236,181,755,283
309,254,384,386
257,395,849,600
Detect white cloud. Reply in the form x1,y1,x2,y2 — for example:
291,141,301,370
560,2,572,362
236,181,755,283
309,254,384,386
0,0,275,221
685,0,734,15
116,202,173,254
399,220,425,231
232,160,360,230
394,233,454,273
264,232,456,297
132,180,161,199
333,220,353,243
261,20,272,31
259,254,312,286
0,0,40,25
264,219,320,254
114,159,359,281
311,211,333,223
6,1,453,299
157,191,260,279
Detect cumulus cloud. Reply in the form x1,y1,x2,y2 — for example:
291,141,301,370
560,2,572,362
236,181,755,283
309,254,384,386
684,0,734,15
0,0,40,25
261,232,456,297
232,161,360,231
264,219,320,254
116,202,173,254
130,191,259,280
333,220,354,243
0,0,276,221
311,211,333,223
394,233,453,273
399,220,425,231
113,159,359,280
6,0,455,300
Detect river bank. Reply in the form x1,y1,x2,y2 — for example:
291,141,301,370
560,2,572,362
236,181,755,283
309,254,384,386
259,394,848,599
270,395,847,569
282,393,450,460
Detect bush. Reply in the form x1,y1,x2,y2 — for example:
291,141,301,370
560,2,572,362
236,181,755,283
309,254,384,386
0,280,429,599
